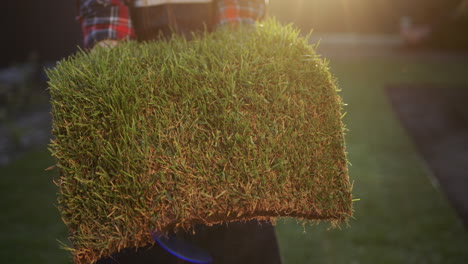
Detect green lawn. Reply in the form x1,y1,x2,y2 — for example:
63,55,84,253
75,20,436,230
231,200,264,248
1,56,467,264
0,150,71,264
276,57,468,264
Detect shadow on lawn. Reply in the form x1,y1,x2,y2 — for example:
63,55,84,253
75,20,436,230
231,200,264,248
387,84,468,228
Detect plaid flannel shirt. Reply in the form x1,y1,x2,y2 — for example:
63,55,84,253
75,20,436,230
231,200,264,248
78,0,266,48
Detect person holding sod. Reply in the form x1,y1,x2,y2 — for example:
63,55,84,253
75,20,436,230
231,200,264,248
76,1,282,263
78,0,267,48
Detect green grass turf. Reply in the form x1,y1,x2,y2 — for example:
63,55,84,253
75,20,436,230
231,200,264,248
47,20,352,263
1,57,467,264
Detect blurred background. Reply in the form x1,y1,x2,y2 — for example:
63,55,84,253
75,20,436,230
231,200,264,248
2,0,468,66
1,0,468,263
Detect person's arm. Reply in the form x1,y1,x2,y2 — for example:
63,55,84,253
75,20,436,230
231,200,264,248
214,0,266,27
77,0,136,49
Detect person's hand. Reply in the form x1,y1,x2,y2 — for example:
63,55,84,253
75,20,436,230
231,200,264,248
94,40,119,49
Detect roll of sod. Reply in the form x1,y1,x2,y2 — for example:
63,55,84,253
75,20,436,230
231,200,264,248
48,20,353,264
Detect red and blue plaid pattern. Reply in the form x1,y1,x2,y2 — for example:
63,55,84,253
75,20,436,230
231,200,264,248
215,0,266,27
78,0,135,48
78,0,266,48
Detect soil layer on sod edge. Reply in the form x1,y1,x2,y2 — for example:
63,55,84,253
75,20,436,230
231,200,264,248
386,84,468,228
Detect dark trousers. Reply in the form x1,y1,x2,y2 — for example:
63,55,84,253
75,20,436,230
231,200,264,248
129,3,215,41
97,220,282,264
